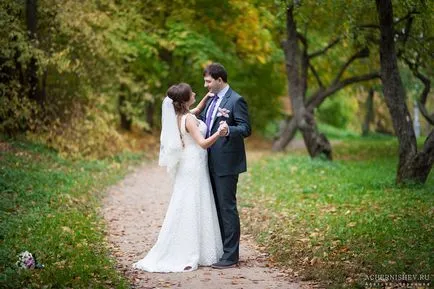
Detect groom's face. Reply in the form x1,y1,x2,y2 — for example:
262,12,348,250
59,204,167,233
204,75,221,94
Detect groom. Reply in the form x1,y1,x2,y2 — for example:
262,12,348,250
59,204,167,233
200,63,251,269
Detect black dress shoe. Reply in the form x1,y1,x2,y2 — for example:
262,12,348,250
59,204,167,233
211,260,239,269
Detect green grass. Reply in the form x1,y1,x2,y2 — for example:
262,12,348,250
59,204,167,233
0,137,145,288
239,138,434,288
317,122,361,140
288,122,395,143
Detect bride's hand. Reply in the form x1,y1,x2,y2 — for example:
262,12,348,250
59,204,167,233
217,127,224,137
205,92,215,98
217,121,228,136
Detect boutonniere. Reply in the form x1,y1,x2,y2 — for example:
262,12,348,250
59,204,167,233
216,107,230,118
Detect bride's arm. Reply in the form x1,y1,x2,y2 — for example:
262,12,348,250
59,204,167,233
185,114,220,149
190,92,213,116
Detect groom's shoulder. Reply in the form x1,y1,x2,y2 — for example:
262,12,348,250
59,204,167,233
228,88,242,100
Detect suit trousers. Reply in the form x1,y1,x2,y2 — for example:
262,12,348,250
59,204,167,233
209,172,240,263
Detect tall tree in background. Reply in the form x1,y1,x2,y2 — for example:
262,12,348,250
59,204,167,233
393,3,434,127
362,88,375,136
375,0,433,184
1,0,284,156
273,1,380,157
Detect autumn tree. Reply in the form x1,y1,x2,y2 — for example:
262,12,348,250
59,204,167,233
1,0,284,156
271,1,380,158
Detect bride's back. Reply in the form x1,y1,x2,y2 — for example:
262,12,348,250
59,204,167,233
178,113,207,149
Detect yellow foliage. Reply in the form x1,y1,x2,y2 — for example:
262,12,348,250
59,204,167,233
27,104,125,159
221,0,274,63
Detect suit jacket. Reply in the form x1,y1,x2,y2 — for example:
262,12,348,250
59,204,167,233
200,87,251,176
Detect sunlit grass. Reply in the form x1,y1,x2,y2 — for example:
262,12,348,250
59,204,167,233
0,137,144,288
239,138,433,288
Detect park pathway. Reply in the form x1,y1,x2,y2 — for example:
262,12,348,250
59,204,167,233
102,141,315,289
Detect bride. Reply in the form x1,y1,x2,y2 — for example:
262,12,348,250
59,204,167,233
133,83,225,272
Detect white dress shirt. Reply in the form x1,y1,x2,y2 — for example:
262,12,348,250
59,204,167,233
206,85,230,131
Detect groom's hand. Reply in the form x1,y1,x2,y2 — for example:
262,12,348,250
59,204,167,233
218,121,229,136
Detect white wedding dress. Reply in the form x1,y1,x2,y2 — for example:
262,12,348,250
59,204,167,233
133,114,223,272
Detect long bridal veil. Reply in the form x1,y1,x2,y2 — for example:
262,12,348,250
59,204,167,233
158,97,182,177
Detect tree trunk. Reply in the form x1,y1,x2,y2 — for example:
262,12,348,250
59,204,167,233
281,5,332,159
398,130,434,183
273,69,380,151
362,88,374,136
274,5,380,153
41,69,47,105
118,84,131,131
376,0,434,184
26,0,42,104
301,111,332,159
272,117,298,151
146,102,155,132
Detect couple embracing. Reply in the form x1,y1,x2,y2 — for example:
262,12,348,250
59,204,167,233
133,63,251,272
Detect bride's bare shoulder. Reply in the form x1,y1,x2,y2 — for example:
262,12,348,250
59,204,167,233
187,113,200,125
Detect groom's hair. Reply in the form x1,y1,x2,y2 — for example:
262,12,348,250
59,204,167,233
203,63,227,83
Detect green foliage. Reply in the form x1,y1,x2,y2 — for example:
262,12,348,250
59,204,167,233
316,122,360,140
392,0,434,71
1,0,287,155
0,137,144,288
231,58,286,133
240,139,433,287
0,87,36,134
2,0,428,156
317,91,359,129
1,0,161,155
0,1,40,134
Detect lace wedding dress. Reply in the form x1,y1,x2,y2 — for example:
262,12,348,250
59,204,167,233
133,114,223,272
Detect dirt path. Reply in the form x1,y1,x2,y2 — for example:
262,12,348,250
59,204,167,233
102,146,313,289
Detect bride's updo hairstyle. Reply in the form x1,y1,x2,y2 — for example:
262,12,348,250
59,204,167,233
167,83,192,115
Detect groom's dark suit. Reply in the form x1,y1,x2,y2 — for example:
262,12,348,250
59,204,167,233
200,87,251,264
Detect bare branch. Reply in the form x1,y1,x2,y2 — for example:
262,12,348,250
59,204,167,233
394,10,419,25
307,72,380,110
421,129,434,165
296,32,307,47
418,103,434,126
332,48,370,85
396,15,414,58
308,62,324,88
308,38,341,59
358,24,380,29
414,71,430,106
401,57,434,125
415,72,433,125
401,15,413,45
